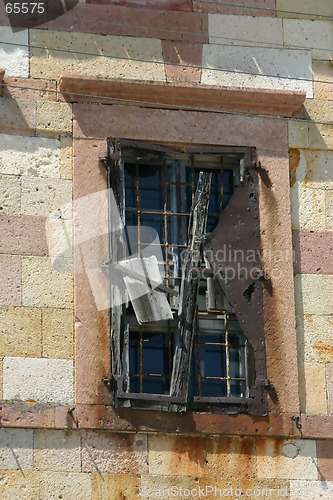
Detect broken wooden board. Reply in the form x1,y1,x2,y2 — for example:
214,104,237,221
121,255,173,324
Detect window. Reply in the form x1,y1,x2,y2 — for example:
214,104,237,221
105,139,268,415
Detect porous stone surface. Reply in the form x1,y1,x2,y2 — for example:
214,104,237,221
277,0,333,20
201,46,313,97
36,102,73,136
0,471,40,499
0,174,21,215
3,357,74,404
296,314,333,363
290,480,333,499
30,30,166,82
0,429,33,470
39,471,92,500
0,255,21,306
42,308,73,359
283,19,333,60
21,177,72,218
0,134,60,178
0,28,29,77
34,430,81,472
60,137,73,180
0,307,42,357
299,362,328,415
294,274,333,315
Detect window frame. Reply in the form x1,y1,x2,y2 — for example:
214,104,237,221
106,139,269,416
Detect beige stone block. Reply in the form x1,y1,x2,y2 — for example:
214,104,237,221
290,185,326,231
308,123,333,150
42,309,73,359
288,121,308,149
326,363,333,415
148,434,206,476
140,476,235,499
0,307,42,357
290,480,333,499
0,356,2,399
60,137,73,180
0,133,60,178
3,356,74,404
92,474,140,500
0,429,33,470
21,177,72,218
296,314,333,364
209,14,283,47
313,60,333,101
239,479,290,500
30,30,165,82
34,430,81,472
290,149,333,190
0,28,29,77
82,432,148,474
327,191,333,230
299,362,328,414
304,99,333,124
22,256,73,309
0,471,40,500
294,274,333,315
206,436,256,479
283,19,333,60
36,102,72,136
0,174,20,215
277,0,333,20
40,472,92,500
0,255,22,307
256,438,317,480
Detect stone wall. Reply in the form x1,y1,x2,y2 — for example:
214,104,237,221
0,0,332,498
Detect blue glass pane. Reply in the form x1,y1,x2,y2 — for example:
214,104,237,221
125,181,137,208
140,182,164,211
140,214,164,242
206,216,219,233
130,377,140,392
230,380,246,397
129,343,140,375
125,212,137,228
142,376,169,394
200,345,227,378
138,164,163,182
167,215,188,245
124,163,136,180
142,342,169,375
201,379,227,397
209,190,221,215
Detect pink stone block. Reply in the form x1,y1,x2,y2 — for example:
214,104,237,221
162,40,202,83
293,230,333,275
0,255,22,306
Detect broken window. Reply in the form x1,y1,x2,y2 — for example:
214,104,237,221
104,140,268,415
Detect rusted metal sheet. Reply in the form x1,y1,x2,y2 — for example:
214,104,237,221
204,166,268,415
121,256,174,324
170,172,212,411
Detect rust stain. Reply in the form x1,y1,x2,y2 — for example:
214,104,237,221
314,341,333,362
305,314,314,325
289,149,300,187
170,436,206,476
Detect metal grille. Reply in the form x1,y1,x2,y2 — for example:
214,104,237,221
123,149,252,400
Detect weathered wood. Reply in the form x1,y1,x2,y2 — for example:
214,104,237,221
121,256,173,324
170,172,212,410
108,140,127,378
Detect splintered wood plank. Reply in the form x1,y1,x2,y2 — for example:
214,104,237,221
170,172,211,408
121,255,173,324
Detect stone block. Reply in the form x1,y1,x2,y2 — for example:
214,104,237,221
290,480,333,499
283,19,333,60
308,123,333,150
42,309,73,359
0,174,20,215
294,274,333,315
327,363,333,415
0,133,60,178
256,438,318,480
21,177,72,218
162,40,202,83
22,256,73,308
30,30,166,82
201,46,313,97
0,215,48,256
290,148,333,190
326,191,333,230
239,479,290,499
36,102,72,136
34,430,81,472
91,473,140,500
293,230,333,275
193,0,275,17
206,436,256,480
313,61,333,101
140,476,235,499
3,356,74,404
3,76,57,101
277,0,333,20
288,121,308,149
209,14,283,47
40,472,92,500
60,137,73,179
304,99,333,124
0,429,33,470
0,28,29,77
317,440,333,481
0,255,21,306
82,432,148,474
0,471,40,499
296,314,333,364
0,307,42,357
290,185,326,231
148,434,206,476
0,98,36,135
299,363,327,415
